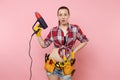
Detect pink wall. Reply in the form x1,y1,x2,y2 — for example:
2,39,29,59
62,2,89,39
0,0,120,80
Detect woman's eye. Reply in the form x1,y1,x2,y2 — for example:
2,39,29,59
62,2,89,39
64,14,67,16
59,14,62,16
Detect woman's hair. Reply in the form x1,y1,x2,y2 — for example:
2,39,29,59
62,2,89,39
57,6,70,15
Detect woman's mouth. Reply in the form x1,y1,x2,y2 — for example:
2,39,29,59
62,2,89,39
62,20,65,22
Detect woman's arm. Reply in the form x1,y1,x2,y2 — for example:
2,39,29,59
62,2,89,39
37,31,52,48
37,37,45,48
71,42,87,59
33,24,52,48
73,25,88,54
73,42,87,53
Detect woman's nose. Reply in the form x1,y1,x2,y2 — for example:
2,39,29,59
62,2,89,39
61,15,65,18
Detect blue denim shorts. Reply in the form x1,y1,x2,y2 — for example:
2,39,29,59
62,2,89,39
46,68,72,80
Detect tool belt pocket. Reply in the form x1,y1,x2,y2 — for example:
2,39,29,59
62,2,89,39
63,59,76,75
44,54,55,73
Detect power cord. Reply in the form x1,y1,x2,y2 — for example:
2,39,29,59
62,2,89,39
28,32,35,80
28,19,40,80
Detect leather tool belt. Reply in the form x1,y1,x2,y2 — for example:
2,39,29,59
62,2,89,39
44,53,76,75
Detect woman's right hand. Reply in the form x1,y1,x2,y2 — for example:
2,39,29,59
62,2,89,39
33,24,42,37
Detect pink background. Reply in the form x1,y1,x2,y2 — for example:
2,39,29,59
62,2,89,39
0,0,120,80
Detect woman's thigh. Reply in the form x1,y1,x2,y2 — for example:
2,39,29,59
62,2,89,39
47,75,59,80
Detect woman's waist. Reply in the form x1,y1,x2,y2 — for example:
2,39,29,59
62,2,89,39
49,48,72,62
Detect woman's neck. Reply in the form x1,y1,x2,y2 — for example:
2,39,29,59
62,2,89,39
59,23,69,30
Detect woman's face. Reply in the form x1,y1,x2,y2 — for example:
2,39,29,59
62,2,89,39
57,9,70,25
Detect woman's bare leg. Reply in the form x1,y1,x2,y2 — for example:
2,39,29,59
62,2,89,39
47,75,59,80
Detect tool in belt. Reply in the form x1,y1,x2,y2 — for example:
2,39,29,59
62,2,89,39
44,53,76,75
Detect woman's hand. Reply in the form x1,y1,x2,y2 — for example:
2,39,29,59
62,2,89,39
33,24,42,37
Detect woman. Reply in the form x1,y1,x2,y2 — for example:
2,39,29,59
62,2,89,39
34,6,88,80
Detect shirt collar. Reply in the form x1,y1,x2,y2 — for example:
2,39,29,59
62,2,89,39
57,23,72,31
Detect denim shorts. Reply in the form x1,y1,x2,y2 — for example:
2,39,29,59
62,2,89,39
46,68,72,80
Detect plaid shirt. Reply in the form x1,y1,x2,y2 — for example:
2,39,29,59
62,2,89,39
44,24,88,58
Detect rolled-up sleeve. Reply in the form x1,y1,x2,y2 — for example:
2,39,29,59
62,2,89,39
44,30,53,47
76,25,88,43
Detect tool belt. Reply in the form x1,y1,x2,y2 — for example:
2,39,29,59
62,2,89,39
44,53,76,75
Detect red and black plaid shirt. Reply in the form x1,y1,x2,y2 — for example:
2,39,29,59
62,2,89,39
44,24,88,58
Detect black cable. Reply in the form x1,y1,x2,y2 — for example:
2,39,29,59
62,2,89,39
28,32,36,80
28,20,40,80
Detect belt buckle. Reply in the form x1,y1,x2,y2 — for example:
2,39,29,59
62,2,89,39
55,62,64,70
